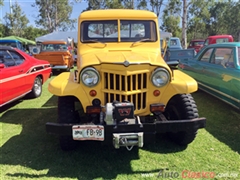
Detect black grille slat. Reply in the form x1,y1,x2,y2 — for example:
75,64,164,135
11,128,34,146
103,72,147,112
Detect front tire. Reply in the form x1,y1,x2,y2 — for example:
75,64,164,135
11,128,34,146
163,94,199,145
58,96,79,151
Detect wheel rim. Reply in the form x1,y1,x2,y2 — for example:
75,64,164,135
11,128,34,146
34,78,41,95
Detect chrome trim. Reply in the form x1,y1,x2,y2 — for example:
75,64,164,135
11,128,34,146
0,90,31,107
80,67,100,87
151,68,170,87
198,82,240,109
113,61,150,65
51,65,68,69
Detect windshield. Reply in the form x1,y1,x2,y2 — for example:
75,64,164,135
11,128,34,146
41,43,68,52
81,20,157,42
193,41,204,46
0,42,17,48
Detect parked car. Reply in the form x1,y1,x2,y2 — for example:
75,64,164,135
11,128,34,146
178,42,240,110
165,49,196,62
187,39,205,53
46,9,206,151
0,39,25,51
167,37,182,50
0,46,52,107
33,40,74,71
204,35,233,46
163,37,183,61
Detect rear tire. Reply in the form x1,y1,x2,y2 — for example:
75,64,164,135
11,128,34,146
163,94,199,145
58,96,79,151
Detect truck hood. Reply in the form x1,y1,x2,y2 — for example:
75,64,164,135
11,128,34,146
80,50,163,67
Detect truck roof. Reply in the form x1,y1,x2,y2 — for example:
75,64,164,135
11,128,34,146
0,39,21,43
41,40,67,44
207,35,233,39
79,9,157,19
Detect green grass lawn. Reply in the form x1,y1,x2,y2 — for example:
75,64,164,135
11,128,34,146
0,77,240,180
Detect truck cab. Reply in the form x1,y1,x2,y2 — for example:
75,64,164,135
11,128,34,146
33,40,74,71
204,35,233,46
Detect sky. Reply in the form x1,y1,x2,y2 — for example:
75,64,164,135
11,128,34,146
0,0,88,30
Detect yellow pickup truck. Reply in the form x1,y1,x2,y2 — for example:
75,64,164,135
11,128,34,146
46,9,206,151
33,40,74,71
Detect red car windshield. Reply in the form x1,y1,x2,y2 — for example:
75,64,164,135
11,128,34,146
193,41,204,46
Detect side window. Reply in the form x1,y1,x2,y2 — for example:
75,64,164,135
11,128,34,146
11,51,24,66
212,48,234,67
199,48,213,62
0,50,24,67
204,39,209,46
216,38,229,44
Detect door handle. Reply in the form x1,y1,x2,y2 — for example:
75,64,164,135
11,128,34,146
19,70,24,73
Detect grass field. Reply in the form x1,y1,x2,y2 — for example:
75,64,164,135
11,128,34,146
0,76,240,180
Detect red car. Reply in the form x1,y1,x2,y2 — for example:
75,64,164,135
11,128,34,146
0,46,52,107
187,39,205,53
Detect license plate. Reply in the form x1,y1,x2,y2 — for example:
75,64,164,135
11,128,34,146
72,125,104,141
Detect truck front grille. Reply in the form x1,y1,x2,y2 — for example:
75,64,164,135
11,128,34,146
102,72,148,112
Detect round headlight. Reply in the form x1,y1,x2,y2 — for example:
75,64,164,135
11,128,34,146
151,68,170,87
80,67,100,87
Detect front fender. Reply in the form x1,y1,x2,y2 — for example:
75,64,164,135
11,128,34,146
48,72,91,108
160,70,198,103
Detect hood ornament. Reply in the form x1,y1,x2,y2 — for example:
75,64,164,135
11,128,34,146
123,60,130,67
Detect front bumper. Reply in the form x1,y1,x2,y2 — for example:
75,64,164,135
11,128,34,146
46,117,206,144
51,65,68,69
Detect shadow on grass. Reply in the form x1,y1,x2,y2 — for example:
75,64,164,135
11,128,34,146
192,90,240,153
1,96,187,179
0,100,22,114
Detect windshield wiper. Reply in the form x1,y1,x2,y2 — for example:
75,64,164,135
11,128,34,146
82,39,106,45
131,38,154,46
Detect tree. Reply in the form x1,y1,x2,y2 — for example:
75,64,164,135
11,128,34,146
161,12,181,37
221,1,240,41
187,0,214,40
24,26,49,41
33,0,76,32
0,24,8,37
149,0,165,18
4,2,29,37
82,0,148,12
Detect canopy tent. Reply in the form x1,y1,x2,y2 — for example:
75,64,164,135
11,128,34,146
1,36,36,45
35,31,78,43
160,31,172,39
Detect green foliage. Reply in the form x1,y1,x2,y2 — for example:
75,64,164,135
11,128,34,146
0,24,8,37
4,2,29,37
149,0,165,17
24,26,49,41
83,0,148,11
33,0,77,33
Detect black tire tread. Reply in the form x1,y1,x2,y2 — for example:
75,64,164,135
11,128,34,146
164,94,199,145
58,96,78,151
